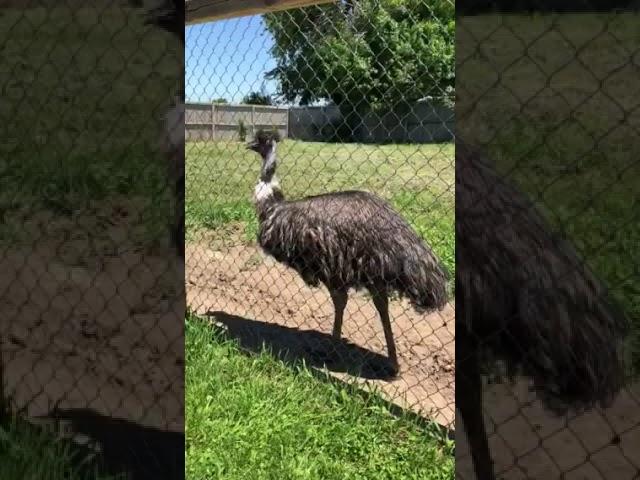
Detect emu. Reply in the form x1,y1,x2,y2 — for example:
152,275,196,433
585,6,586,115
247,130,449,372
456,141,629,480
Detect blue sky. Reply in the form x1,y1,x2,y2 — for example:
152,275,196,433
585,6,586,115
185,15,279,104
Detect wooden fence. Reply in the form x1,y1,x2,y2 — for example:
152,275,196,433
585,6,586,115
185,103,289,141
185,101,454,143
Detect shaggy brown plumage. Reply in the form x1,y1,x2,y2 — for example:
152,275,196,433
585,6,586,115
248,130,449,371
258,191,448,312
456,140,629,479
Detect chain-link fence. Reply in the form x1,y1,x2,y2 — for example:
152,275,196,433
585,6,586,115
457,7,639,480
0,1,184,477
6,1,638,479
185,0,455,428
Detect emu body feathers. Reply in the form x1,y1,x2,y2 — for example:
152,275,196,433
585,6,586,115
258,190,448,313
457,141,628,412
456,141,629,480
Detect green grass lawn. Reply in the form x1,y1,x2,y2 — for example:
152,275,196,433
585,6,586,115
185,314,454,480
185,140,455,281
0,5,179,243
0,416,118,480
458,13,640,372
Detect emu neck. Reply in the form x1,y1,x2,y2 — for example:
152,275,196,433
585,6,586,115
255,150,283,212
260,149,277,182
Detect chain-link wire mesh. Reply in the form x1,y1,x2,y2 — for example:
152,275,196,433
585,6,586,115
0,1,184,476
456,8,639,480
185,0,455,428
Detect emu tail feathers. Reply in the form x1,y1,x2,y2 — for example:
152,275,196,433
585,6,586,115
397,242,449,314
520,290,629,414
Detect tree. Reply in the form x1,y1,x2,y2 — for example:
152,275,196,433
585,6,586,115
264,0,454,119
242,91,274,105
212,97,228,104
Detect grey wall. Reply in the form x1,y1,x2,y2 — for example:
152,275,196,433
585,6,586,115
288,102,454,143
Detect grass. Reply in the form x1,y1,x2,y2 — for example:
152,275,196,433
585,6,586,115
0,415,118,480
185,140,455,284
185,314,454,480
458,12,640,372
0,5,180,244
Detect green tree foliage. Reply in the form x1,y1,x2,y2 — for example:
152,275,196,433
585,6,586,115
264,0,454,114
242,91,274,105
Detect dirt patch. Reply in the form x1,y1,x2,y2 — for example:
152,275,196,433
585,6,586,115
186,241,455,428
0,198,184,434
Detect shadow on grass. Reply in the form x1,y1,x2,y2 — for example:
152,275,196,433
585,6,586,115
202,310,455,441
42,408,184,480
206,310,399,380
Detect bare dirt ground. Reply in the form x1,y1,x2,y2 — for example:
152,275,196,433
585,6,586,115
186,239,456,428
0,198,184,435
456,378,640,480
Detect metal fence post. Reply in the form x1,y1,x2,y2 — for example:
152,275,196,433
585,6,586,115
285,106,289,139
251,105,256,139
211,102,216,141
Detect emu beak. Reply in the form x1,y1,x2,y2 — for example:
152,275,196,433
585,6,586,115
246,141,258,151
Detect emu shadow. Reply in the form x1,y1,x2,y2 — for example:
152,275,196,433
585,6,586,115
44,408,184,480
206,310,399,380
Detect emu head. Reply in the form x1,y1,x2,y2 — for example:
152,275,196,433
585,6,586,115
247,129,280,181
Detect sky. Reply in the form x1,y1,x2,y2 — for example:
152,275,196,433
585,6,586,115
185,15,279,104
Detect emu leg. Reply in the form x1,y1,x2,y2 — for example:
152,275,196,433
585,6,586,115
371,291,398,370
458,329,495,480
329,289,348,339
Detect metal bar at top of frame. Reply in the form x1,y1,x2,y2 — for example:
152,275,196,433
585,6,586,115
186,0,336,25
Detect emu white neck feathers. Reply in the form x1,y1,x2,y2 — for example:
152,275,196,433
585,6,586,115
255,177,281,202
255,142,280,203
